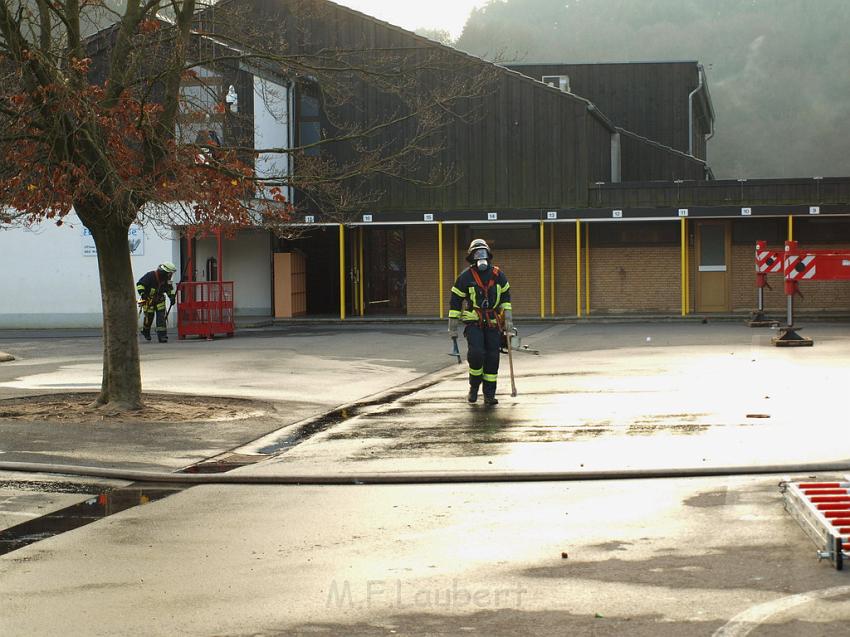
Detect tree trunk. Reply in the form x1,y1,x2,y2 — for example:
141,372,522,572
90,218,143,411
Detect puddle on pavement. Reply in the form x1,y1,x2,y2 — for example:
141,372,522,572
0,484,185,556
253,377,453,455
255,407,359,455
178,452,270,474
627,423,710,436
0,479,117,494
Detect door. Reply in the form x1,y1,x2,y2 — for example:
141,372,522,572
364,228,407,315
695,220,730,312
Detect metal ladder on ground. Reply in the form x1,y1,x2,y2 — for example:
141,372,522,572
782,479,850,570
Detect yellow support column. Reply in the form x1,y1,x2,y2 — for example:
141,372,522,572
684,219,689,315
788,215,794,241
338,224,346,320
575,219,582,318
539,221,545,318
453,225,458,281
680,218,686,316
585,223,590,315
358,228,364,316
438,222,444,319
550,224,556,314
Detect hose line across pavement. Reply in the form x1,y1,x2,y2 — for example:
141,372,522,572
1,460,849,486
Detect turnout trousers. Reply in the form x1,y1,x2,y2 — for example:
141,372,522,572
142,294,169,340
464,323,501,398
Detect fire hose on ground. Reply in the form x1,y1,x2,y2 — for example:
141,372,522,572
0,460,848,486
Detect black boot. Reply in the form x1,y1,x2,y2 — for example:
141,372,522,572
157,333,168,343
467,385,479,403
141,328,151,341
483,395,499,406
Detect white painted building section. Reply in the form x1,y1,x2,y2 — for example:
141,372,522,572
0,75,291,328
253,76,292,204
0,213,178,328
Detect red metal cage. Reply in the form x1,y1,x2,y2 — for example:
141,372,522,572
177,281,235,340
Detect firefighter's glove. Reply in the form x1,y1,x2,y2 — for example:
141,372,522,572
447,318,459,339
169,295,176,306
503,309,513,334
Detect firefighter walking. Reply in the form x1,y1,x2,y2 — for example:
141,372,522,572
137,262,177,343
448,239,513,405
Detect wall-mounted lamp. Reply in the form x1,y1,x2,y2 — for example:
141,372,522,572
225,85,238,113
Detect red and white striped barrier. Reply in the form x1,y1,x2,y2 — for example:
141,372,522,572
784,253,818,280
782,480,850,569
756,243,783,274
773,240,850,345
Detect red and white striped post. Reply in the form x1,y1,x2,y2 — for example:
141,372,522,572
749,240,782,327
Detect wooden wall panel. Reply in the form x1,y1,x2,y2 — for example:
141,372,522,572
244,0,616,213
507,62,707,158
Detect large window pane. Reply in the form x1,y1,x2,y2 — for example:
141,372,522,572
699,225,725,267
299,122,321,155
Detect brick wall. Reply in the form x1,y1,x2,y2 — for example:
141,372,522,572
405,224,850,317
406,223,581,317
552,223,579,316
588,245,681,313
405,225,444,316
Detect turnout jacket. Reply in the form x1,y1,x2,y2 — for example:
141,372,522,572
448,265,512,327
136,270,176,302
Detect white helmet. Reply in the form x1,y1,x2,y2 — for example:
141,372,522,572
158,262,177,274
466,238,491,264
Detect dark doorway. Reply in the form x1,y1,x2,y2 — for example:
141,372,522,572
274,228,339,316
364,228,407,315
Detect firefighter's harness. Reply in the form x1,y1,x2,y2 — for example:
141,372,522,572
465,266,504,329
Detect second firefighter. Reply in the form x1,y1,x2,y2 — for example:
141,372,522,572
137,262,177,343
448,239,513,405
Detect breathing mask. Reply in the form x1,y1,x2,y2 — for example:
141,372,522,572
472,248,489,271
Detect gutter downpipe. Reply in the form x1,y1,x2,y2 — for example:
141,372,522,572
688,65,704,157
689,63,716,159
610,132,621,183
585,102,620,184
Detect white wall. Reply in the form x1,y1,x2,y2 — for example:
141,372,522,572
193,229,271,316
253,76,292,204
0,213,177,328
0,74,288,329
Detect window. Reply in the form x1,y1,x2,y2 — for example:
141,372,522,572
542,75,570,92
297,89,321,156
176,66,225,146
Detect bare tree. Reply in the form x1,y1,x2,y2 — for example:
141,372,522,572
0,0,495,412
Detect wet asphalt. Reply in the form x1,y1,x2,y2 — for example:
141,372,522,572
1,320,850,635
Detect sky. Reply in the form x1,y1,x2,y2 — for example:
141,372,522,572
333,0,490,39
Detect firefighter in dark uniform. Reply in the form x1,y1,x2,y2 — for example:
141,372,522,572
137,262,177,343
447,239,513,405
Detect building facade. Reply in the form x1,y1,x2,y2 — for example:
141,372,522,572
2,0,849,328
